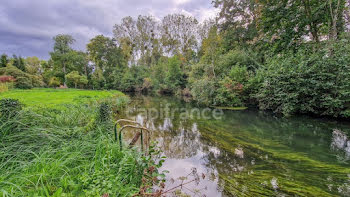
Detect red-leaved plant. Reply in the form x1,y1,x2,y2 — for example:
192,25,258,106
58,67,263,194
0,76,16,83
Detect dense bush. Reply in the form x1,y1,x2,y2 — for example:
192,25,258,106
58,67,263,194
256,40,350,117
0,66,44,89
15,76,33,89
189,49,256,107
48,76,61,87
190,77,216,106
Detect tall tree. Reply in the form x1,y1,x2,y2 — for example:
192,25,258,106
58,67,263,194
0,54,8,68
12,55,26,72
161,14,199,62
87,35,126,89
213,0,260,50
113,16,138,64
25,56,42,75
136,15,159,67
165,56,184,92
50,34,75,86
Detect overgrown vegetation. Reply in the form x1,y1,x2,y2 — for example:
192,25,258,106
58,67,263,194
1,0,350,118
0,92,165,196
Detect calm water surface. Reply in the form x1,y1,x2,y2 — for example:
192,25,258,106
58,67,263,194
121,95,350,196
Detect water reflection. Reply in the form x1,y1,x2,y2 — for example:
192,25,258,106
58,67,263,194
122,95,350,196
331,129,350,161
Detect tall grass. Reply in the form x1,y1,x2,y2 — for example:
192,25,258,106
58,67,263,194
0,83,9,93
0,99,155,196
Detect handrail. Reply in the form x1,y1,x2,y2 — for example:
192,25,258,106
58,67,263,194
114,119,151,152
114,119,141,141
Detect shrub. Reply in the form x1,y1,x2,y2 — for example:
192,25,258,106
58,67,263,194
15,76,33,89
216,49,258,77
256,40,350,117
0,66,43,89
49,76,61,87
215,77,244,106
0,75,15,83
190,77,216,106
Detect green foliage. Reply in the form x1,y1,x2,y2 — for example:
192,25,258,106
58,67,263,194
87,35,126,89
97,101,112,122
0,98,22,121
50,34,75,85
0,54,8,68
120,65,149,92
66,71,88,88
0,65,44,89
256,40,350,117
11,55,26,72
190,77,216,106
49,76,61,87
25,56,41,75
15,76,33,89
0,96,159,196
91,67,105,90
165,56,184,93
151,59,167,92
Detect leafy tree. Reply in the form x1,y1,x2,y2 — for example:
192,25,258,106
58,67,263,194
66,71,87,89
213,0,260,50
165,56,184,93
161,14,199,63
12,55,26,72
87,35,126,89
0,54,8,68
50,34,75,86
91,68,105,90
25,56,41,75
113,17,139,64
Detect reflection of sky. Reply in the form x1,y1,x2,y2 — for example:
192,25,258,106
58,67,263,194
123,96,350,196
331,129,350,161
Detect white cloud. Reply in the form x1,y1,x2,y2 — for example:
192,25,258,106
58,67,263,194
0,0,217,59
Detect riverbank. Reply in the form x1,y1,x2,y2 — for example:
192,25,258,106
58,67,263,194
0,89,163,196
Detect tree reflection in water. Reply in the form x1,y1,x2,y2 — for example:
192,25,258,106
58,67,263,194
120,95,350,196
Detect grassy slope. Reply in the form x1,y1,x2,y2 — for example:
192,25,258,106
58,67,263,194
0,88,124,108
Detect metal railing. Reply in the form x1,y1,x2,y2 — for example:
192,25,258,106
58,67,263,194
114,119,151,152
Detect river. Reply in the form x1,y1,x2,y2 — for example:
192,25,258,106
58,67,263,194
121,95,350,196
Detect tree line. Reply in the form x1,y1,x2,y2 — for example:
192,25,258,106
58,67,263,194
1,0,350,118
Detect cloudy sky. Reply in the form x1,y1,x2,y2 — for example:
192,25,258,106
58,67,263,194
0,0,218,59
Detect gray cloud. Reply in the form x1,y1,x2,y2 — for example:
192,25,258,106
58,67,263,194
0,0,217,59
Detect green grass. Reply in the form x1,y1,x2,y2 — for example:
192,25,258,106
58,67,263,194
0,89,162,196
0,88,124,108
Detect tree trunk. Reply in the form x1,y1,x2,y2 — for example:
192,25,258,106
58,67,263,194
329,0,342,40
303,0,319,42
63,62,67,86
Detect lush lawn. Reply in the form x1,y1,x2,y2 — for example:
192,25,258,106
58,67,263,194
0,88,124,108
